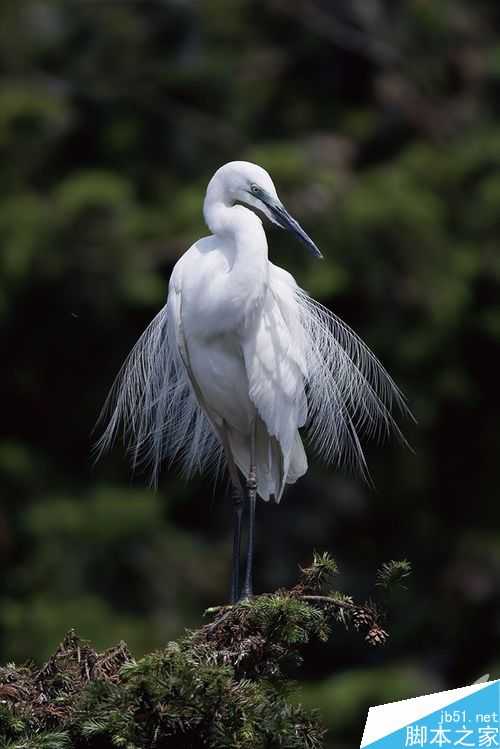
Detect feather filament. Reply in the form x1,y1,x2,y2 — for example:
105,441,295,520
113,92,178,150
96,289,411,486
296,288,412,477
95,303,222,486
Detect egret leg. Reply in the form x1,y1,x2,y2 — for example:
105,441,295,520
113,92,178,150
221,424,245,604
242,423,257,599
230,484,244,604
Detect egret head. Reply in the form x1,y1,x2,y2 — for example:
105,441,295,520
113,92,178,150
205,161,323,259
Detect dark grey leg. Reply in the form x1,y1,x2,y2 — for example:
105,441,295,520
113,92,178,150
220,423,245,604
242,423,257,599
230,485,244,604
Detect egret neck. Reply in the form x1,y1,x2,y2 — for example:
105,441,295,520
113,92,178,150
203,197,269,320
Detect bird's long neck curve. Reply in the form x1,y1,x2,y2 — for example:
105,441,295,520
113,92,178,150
203,193,269,270
203,192,269,321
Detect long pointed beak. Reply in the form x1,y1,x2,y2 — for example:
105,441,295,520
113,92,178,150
266,197,323,259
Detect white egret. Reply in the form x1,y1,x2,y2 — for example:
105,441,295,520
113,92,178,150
98,161,410,603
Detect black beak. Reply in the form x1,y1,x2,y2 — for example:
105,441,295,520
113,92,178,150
266,197,323,259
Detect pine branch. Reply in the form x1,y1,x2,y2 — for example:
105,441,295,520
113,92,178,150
0,552,410,748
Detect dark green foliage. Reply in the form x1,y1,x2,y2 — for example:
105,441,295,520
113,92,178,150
376,560,412,591
0,557,408,748
299,552,339,593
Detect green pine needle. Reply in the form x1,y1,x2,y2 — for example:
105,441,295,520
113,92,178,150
300,551,339,591
376,559,412,590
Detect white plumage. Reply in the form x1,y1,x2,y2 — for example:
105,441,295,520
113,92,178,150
97,161,409,598
100,162,407,500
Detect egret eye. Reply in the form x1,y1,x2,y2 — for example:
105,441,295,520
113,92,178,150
250,184,260,195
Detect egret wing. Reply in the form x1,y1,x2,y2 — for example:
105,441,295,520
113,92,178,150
243,260,411,485
241,264,308,494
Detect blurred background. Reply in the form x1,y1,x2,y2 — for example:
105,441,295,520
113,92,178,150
1,0,500,745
